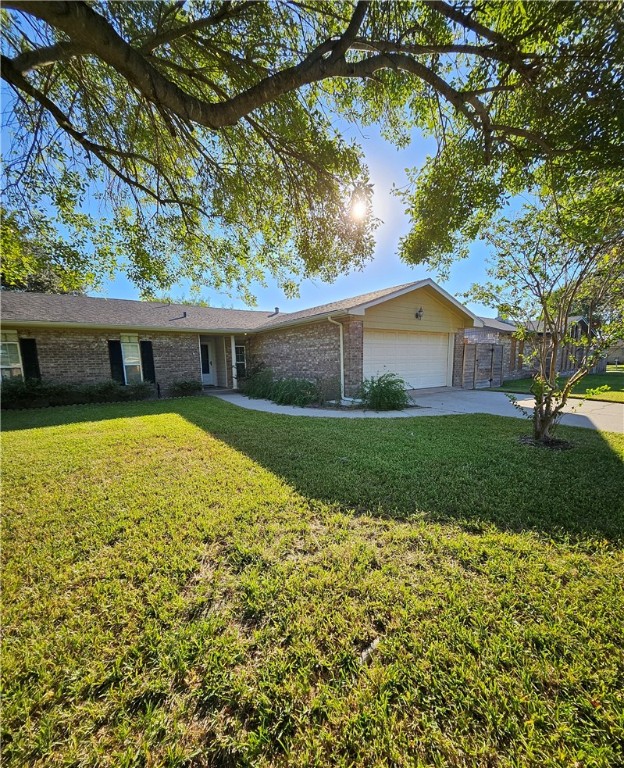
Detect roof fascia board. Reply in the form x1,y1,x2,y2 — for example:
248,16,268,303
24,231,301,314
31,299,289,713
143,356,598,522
0,320,254,335
255,312,350,333
350,278,484,327
417,280,484,326
2,315,351,334
348,281,426,313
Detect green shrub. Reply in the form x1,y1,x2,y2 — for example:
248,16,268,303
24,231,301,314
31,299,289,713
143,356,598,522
240,365,275,399
80,380,121,403
117,382,154,401
82,380,151,403
316,377,341,404
359,372,411,410
169,379,203,397
240,366,337,407
1,378,154,409
270,378,321,406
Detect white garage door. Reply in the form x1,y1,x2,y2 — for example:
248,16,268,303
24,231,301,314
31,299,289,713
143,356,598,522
363,330,451,389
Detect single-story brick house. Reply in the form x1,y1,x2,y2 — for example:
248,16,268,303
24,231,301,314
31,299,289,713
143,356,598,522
1,279,484,397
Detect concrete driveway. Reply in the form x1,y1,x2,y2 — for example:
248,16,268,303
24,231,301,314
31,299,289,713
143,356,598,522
408,388,624,433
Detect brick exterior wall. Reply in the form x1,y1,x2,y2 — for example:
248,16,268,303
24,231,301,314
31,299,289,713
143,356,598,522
452,329,465,387
248,320,342,393
146,331,201,392
7,327,201,394
15,328,112,384
342,316,363,397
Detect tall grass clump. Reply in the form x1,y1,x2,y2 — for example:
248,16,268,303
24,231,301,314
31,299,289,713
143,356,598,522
359,373,410,410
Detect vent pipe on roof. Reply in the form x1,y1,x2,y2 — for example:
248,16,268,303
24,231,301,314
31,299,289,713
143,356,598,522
269,307,279,317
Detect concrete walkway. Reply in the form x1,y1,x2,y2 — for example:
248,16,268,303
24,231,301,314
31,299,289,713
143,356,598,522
212,392,422,418
211,389,624,432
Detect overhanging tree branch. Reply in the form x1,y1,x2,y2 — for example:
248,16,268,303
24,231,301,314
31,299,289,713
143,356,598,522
138,1,254,54
3,0,542,143
1,54,206,218
2,1,620,298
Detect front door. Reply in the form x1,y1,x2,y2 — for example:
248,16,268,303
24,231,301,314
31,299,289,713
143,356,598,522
200,341,215,386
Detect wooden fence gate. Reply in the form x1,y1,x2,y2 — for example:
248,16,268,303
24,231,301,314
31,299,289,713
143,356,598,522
460,343,504,389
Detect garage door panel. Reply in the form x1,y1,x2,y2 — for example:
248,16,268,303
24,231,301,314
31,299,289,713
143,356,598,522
363,330,450,389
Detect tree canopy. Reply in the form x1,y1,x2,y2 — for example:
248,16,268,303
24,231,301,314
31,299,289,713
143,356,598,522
0,208,95,293
468,193,624,441
2,1,623,297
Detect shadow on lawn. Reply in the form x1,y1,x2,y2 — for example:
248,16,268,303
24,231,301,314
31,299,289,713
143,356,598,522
3,396,623,542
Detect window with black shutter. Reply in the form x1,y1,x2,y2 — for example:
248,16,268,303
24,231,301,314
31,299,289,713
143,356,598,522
108,340,125,384
140,340,156,383
19,338,41,380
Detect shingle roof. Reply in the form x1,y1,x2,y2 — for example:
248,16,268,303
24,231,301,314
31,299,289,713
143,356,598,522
0,292,274,332
1,280,468,333
478,316,517,333
263,281,426,327
524,316,587,334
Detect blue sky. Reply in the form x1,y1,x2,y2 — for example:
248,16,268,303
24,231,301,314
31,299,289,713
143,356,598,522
100,121,495,317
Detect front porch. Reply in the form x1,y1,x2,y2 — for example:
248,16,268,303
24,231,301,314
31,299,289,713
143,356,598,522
198,334,247,390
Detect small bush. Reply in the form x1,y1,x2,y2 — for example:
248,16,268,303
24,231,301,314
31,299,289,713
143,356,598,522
119,382,154,401
271,378,321,407
316,377,341,404
359,373,411,411
82,380,153,403
240,365,337,407
1,378,153,409
169,379,203,397
240,365,275,399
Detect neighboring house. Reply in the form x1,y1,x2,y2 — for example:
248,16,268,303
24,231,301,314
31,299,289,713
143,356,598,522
0,279,483,398
606,340,624,365
458,314,606,389
523,315,606,376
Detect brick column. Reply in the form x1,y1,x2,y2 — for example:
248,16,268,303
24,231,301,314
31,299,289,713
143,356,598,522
452,329,465,387
342,316,364,397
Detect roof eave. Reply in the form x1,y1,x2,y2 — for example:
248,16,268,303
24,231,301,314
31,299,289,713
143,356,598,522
349,278,484,327
255,311,350,332
0,319,256,334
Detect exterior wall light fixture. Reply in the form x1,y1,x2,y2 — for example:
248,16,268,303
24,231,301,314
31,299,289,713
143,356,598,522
415,307,424,320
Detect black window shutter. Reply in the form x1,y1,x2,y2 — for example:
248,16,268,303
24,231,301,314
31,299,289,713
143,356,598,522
140,340,156,383
108,340,125,384
19,338,41,380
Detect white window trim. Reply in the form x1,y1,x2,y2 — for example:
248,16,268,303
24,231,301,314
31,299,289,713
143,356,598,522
235,344,246,377
0,331,24,381
120,334,143,385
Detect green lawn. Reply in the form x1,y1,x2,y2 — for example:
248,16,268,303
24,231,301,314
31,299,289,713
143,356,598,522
496,367,624,402
3,397,624,767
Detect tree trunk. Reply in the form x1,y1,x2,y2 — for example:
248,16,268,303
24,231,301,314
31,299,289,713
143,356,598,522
532,391,558,441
